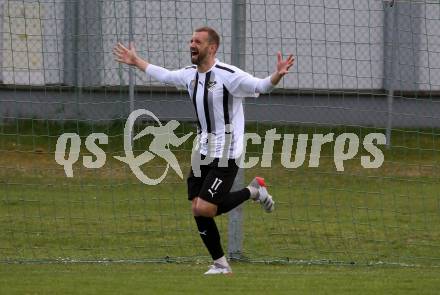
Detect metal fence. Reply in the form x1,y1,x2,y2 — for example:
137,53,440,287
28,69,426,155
1,0,440,90
1,0,439,127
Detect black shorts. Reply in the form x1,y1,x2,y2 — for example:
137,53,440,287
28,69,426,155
187,156,239,205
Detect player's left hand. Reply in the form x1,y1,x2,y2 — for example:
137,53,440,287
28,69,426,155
276,52,295,76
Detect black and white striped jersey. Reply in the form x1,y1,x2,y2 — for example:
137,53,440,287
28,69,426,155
146,59,272,159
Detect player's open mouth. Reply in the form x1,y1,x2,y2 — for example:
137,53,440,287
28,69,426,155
191,49,199,57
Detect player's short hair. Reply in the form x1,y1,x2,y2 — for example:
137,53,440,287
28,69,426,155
195,26,220,52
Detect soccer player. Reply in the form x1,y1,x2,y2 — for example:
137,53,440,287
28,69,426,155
114,26,294,275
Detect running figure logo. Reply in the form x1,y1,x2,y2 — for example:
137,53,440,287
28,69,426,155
114,109,192,185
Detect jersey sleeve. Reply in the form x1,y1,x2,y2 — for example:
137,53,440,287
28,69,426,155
145,65,191,89
226,68,275,97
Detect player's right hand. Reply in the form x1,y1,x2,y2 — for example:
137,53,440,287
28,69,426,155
113,42,138,66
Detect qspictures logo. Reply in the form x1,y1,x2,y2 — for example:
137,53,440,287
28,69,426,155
55,109,192,185
55,109,386,185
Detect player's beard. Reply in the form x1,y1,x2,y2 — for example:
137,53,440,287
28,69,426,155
191,48,208,66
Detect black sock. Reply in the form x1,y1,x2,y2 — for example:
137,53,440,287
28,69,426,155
216,188,250,215
194,216,224,260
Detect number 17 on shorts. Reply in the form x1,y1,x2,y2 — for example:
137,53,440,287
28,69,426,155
208,178,223,198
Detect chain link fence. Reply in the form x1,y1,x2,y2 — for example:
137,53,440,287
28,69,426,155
1,0,439,90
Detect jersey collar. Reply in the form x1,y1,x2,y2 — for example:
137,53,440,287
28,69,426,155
197,58,219,74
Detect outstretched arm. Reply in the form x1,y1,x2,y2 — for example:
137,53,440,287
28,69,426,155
113,42,186,87
253,52,295,93
114,42,148,72
170,132,193,147
270,51,295,86
228,51,295,96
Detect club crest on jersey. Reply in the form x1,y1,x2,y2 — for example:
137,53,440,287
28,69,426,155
189,79,196,89
207,81,217,92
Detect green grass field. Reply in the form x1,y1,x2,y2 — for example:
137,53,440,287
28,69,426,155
1,263,439,295
1,120,440,293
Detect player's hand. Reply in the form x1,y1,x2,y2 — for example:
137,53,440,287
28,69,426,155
113,42,139,66
276,52,295,76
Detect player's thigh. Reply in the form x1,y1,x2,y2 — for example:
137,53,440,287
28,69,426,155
187,163,210,201
198,160,239,205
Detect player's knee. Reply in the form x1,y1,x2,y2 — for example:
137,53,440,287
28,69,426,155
192,203,216,217
193,206,214,217
191,203,199,216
